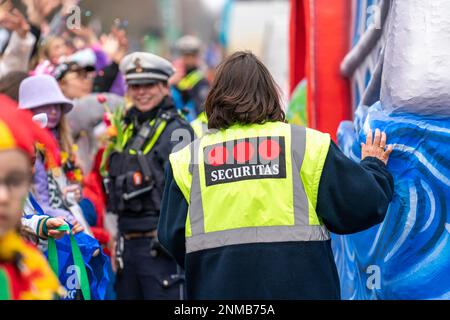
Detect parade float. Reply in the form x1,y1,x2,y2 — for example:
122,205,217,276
289,0,450,299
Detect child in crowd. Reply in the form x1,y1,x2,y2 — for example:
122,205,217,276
0,95,64,299
18,74,97,233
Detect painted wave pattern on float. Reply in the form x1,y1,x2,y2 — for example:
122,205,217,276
333,103,450,299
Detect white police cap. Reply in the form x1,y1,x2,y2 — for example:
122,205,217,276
120,52,175,85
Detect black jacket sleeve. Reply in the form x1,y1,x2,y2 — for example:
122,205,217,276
316,141,394,234
158,162,188,268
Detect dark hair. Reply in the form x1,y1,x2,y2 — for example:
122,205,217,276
205,51,285,130
0,71,29,102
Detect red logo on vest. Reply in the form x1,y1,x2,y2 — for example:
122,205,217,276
208,146,229,166
258,139,281,161
203,137,286,186
233,141,254,163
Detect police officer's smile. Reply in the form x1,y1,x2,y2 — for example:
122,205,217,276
134,92,153,106
129,83,168,112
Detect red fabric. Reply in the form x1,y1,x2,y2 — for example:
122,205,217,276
91,227,111,256
311,0,352,140
0,240,56,299
0,95,61,167
289,0,352,140
2,263,31,300
0,94,18,108
91,227,110,244
289,0,307,96
304,0,315,128
82,148,107,228
82,147,111,255
83,174,106,228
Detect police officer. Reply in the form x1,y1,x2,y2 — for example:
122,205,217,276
107,52,194,299
171,35,210,122
158,51,394,299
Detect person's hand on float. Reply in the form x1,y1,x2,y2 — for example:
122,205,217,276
361,128,393,165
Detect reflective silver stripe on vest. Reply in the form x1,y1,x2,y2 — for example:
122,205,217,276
291,125,310,226
187,225,330,253
193,122,209,138
189,138,205,236
201,122,209,136
186,125,330,253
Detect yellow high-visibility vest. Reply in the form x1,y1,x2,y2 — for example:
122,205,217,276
190,112,208,138
177,70,204,91
169,121,331,253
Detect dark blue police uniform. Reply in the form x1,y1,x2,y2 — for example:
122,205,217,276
107,52,194,299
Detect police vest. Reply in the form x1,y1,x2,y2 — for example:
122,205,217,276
169,121,331,254
190,111,208,138
177,70,204,91
106,111,174,216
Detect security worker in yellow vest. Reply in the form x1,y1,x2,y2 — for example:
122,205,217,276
106,52,194,299
158,51,394,299
172,35,210,121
